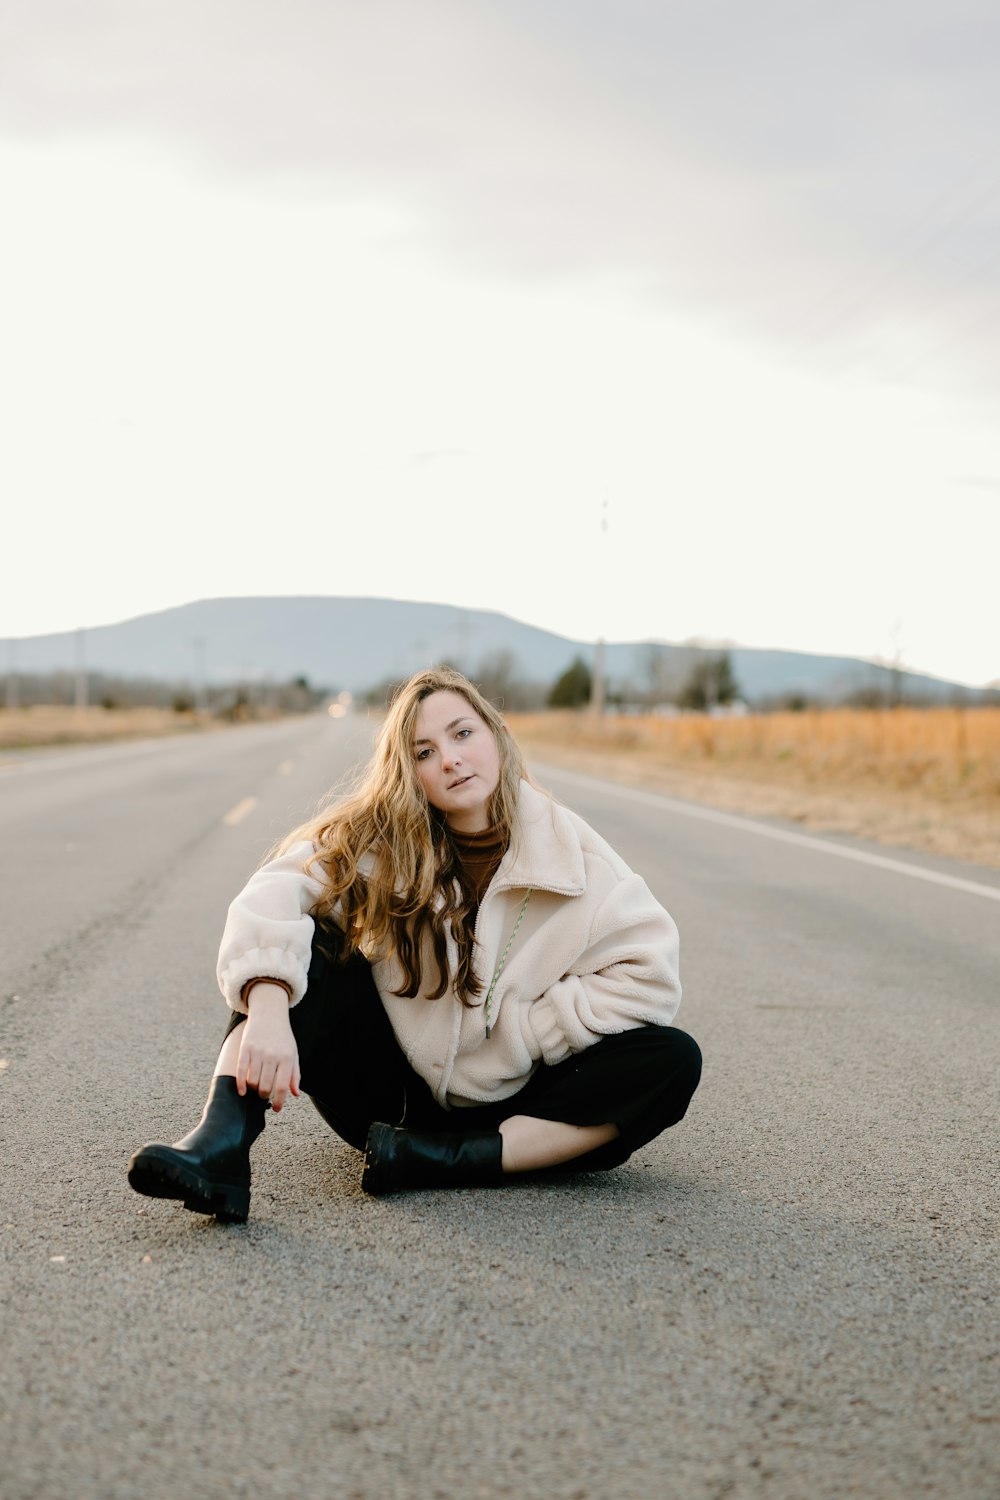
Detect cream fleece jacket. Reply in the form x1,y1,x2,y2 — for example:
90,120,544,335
217,781,681,1108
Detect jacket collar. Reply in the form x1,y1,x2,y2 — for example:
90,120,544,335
493,781,586,897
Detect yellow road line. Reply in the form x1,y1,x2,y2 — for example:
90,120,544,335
223,796,258,826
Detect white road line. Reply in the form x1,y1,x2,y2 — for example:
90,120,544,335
534,762,1000,904
222,796,258,826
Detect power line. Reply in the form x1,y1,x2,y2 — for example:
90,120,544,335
782,154,1000,368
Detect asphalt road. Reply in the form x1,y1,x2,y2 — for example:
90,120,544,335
1,713,998,1500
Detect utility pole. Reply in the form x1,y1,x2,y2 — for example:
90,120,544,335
592,638,606,718
74,628,88,712
192,637,207,712
591,496,609,717
889,619,905,707
5,640,19,709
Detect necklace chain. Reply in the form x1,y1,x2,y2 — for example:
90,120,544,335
484,889,533,1038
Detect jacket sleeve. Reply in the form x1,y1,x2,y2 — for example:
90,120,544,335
216,840,328,1012
523,875,681,1065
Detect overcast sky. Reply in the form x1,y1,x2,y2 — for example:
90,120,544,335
3,0,999,685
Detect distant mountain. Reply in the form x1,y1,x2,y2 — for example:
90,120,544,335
7,595,990,706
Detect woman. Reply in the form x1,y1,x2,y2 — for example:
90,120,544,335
128,667,701,1222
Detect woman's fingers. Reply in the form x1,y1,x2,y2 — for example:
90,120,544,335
256,1058,278,1100
235,1032,254,1095
270,1048,301,1112
235,1011,298,1108
270,1068,289,1112
240,1046,300,1109
236,1040,270,1099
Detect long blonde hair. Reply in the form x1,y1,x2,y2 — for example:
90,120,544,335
280,667,529,1002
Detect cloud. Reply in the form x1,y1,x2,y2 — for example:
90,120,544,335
3,0,1000,394
2,2,999,684
954,474,1000,492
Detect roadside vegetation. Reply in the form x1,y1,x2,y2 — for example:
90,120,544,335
0,674,328,751
0,704,231,750
5,657,998,869
508,706,1000,871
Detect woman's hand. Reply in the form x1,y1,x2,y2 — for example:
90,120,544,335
236,983,301,1112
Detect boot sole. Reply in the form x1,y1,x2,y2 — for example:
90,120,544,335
127,1146,250,1224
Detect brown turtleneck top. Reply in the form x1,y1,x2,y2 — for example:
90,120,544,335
448,823,508,914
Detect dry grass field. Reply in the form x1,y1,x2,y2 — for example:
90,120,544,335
508,707,1000,871
4,703,998,870
0,704,218,750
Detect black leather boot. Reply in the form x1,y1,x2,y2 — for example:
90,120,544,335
127,1075,268,1223
361,1121,505,1196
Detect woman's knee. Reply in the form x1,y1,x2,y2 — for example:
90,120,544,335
614,1025,702,1117
604,1024,702,1081
664,1027,702,1088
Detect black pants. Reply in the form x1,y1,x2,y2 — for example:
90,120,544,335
225,927,702,1171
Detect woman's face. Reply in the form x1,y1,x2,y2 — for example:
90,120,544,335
412,689,502,833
